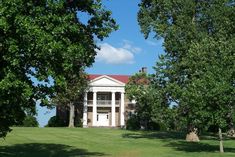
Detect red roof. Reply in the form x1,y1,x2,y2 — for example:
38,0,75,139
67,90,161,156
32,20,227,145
88,74,130,84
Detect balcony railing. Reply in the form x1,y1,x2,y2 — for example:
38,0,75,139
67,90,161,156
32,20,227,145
97,100,111,105
87,100,120,106
115,100,121,105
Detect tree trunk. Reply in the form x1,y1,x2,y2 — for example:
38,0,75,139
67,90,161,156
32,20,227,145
219,128,224,153
68,103,75,128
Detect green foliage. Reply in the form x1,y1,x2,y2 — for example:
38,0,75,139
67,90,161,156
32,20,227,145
53,71,88,127
53,72,88,106
74,118,82,127
46,116,67,127
138,0,235,135
22,115,39,127
126,114,140,130
0,0,117,137
125,72,173,130
125,72,152,130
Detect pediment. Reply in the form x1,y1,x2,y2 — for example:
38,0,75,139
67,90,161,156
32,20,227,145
90,75,125,87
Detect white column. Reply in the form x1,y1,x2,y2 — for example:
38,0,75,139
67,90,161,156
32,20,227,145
92,91,97,126
120,92,125,127
111,92,116,127
83,92,88,127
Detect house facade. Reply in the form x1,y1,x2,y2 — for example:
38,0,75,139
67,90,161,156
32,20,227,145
83,74,134,128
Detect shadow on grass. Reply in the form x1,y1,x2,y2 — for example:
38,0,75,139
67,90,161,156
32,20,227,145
165,141,235,153
122,131,229,141
0,143,106,157
123,131,235,153
201,133,235,141
122,131,185,140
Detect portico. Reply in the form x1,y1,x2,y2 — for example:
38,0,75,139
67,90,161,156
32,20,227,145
82,75,127,127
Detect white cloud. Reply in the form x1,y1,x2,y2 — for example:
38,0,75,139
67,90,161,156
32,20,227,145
123,40,142,53
146,38,164,47
146,40,158,46
96,43,134,64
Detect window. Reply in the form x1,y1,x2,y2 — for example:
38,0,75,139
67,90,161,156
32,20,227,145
97,93,111,100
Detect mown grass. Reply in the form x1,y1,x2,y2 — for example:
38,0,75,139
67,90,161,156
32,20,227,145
0,127,235,157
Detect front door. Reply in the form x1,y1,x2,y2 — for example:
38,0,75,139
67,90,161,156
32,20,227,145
97,113,109,126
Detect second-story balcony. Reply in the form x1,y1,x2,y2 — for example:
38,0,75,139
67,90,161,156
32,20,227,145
87,100,120,107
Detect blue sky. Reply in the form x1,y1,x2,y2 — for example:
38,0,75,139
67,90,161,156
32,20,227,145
36,0,164,127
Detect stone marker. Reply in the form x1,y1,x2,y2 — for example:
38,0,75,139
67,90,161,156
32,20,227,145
186,128,200,142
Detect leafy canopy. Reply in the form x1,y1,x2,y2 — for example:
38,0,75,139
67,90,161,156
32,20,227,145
138,0,235,131
0,0,117,137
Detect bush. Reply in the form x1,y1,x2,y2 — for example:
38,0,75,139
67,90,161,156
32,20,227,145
126,115,140,130
46,116,67,127
74,118,83,127
148,121,161,131
22,115,39,127
206,124,227,133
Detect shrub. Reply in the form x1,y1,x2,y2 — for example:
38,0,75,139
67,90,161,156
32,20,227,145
46,116,67,127
74,118,83,127
126,115,140,130
148,121,161,131
22,115,39,127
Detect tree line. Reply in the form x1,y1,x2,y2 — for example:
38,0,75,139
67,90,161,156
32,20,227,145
125,0,235,153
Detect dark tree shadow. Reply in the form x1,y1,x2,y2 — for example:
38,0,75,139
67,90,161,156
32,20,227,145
122,131,185,140
0,143,106,157
122,131,231,141
122,131,235,153
165,141,235,153
201,133,235,141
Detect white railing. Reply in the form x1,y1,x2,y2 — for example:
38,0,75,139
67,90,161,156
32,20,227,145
97,100,111,105
115,100,121,105
87,100,93,105
87,100,120,106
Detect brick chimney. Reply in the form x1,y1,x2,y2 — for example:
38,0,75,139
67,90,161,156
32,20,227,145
141,67,147,73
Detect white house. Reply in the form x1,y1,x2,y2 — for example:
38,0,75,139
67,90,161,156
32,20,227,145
83,74,133,127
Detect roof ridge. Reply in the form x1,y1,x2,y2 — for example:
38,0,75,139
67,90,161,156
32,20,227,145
88,74,130,84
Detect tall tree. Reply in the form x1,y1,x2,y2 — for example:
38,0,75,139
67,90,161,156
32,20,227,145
138,0,235,152
125,71,170,130
125,72,152,129
180,36,235,151
0,0,117,138
53,71,88,128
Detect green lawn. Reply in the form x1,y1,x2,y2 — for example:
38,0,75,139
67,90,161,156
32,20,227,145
0,127,235,157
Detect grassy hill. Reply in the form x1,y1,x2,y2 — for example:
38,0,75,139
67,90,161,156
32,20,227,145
0,127,235,157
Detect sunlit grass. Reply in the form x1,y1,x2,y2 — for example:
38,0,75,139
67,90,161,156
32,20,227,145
0,127,234,157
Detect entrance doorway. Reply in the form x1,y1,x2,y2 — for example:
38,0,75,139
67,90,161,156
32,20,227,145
97,113,109,126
